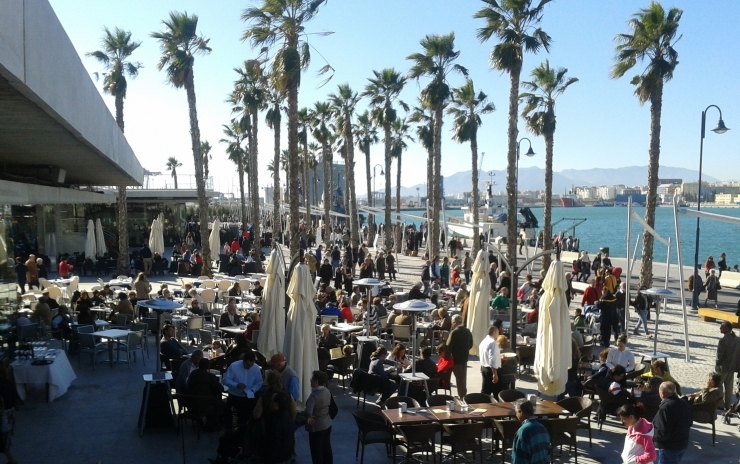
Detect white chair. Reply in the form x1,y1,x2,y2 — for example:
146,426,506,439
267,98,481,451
217,280,232,302
201,280,216,289
199,289,217,314
117,275,128,280
47,285,63,304
186,316,204,344
38,277,51,291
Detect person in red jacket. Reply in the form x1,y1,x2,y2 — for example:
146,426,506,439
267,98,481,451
58,258,74,278
581,278,601,307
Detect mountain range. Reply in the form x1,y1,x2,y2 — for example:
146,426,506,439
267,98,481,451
393,165,717,197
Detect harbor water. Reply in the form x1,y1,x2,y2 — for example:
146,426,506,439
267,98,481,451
397,206,740,267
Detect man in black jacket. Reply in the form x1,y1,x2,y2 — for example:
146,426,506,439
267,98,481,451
447,315,474,398
653,381,692,464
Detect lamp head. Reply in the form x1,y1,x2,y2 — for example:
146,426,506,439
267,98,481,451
380,169,385,175
524,146,536,157
712,118,729,134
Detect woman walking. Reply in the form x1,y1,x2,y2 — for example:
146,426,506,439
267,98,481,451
306,370,333,464
618,403,656,464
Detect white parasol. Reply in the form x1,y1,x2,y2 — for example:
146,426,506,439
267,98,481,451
95,218,107,257
467,249,491,355
209,219,222,259
148,217,165,255
283,263,319,408
534,259,572,396
84,219,96,261
258,247,286,359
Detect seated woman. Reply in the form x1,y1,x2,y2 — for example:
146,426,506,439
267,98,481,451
606,334,635,372
318,324,342,351
389,343,411,372
436,344,455,377
50,305,72,339
368,346,397,406
432,308,451,331
228,282,242,297
108,292,134,322
405,347,438,404
338,297,354,323
490,287,510,311
160,324,188,361
585,348,611,386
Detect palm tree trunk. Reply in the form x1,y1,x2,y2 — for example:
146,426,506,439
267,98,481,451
303,138,311,231
113,94,129,276
173,172,178,190
395,154,402,253
287,83,300,259
272,115,281,244
185,72,211,276
322,144,331,242
250,111,261,258
542,133,554,271
344,122,360,247
364,146,375,247
426,147,433,252
505,65,522,342
238,159,247,228
471,134,480,254
383,124,393,251
640,87,663,289
431,107,444,259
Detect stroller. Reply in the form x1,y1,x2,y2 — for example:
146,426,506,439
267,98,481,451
722,377,740,431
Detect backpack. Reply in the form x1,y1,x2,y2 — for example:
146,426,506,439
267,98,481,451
328,393,338,419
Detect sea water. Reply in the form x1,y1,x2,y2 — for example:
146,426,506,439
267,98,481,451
398,207,740,267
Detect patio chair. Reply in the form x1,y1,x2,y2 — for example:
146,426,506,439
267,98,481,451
78,332,107,368
497,389,526,403
594,385,629,430
516,345,536,376
327,355,354,390
383,396,421,410
186,316,204,344
17,323,40,342
492,419,521,463
116,331,145,367
541,417,580,463
442,422,485,464
129,323,150,357
464,393,494,405
397,423,441,463
198,329,214,347
391,324,411,344
692,395,724,445
352,410,394,464
556,396,593,447
427,394,455,407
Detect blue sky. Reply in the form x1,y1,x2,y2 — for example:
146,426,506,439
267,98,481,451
48,0,739,195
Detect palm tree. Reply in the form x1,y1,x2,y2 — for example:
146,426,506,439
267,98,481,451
448,79,495,255
200,140,212,181
232,59,267,255
298,107,312,224
612,2,682,288
265,88,283,243
363,69,408,251
329,84,361,247
407,33,467,259
165,157,183,189
87,26,141,276
152,11,213,275
475,0,550,344
309,101,335,239
390,118,413,252
409,103,434,232
521,61,577,270
242,0,328,259
355,111,379,245
220,119,248,228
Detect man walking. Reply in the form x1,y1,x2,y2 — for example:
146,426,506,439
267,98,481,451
447,315,473,398
653,381,692,463
716,322,740,410
479,325,501,397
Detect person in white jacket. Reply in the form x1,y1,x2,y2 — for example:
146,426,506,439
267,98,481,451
618,403,657,464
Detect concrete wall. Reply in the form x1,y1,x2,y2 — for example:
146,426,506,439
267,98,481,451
0,0,143,185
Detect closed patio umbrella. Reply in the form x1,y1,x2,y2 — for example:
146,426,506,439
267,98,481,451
148,218,165,255
95,218,107,257
534,259,572,396
283,263,319,408
209,219,221,259
258,247,286,359
85,219,96,261
467,249,491,356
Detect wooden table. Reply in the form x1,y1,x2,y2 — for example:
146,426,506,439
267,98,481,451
382,400,567,427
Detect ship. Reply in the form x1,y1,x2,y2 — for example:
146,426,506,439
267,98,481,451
559,195,583,207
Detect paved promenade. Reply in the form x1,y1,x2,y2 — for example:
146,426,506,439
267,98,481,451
9,242,739,463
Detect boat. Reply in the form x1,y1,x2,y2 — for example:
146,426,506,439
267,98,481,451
560,196,583,207
446,182,538,243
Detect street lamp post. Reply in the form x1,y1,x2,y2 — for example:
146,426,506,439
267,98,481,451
372,164,384,208
691,105,729,310
510,137,535,347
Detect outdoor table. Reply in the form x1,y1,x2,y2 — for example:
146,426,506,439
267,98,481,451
398,372,430,397
90,306,112,317
93,329,132,366
633,351,670,370
220,325,246,336
12,349,76,402
356,335,380,370
329,323,363,338
50,278,72,286
108,278,132,288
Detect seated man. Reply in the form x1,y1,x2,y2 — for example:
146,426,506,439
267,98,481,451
252,281,263,297
175,349,203,394
219,302,243,329
684,372,723,407
186,358,224,429
160,324,189,361
244,314,260,342
512,400,550,464
641,360,682,396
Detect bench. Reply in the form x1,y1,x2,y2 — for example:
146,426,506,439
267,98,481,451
698,308,740,328
719,271,740,290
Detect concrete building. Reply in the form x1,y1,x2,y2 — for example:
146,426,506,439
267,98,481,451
0,0,143,302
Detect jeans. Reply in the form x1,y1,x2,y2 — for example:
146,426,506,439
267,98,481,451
657,448,685,464
634,309,650,335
